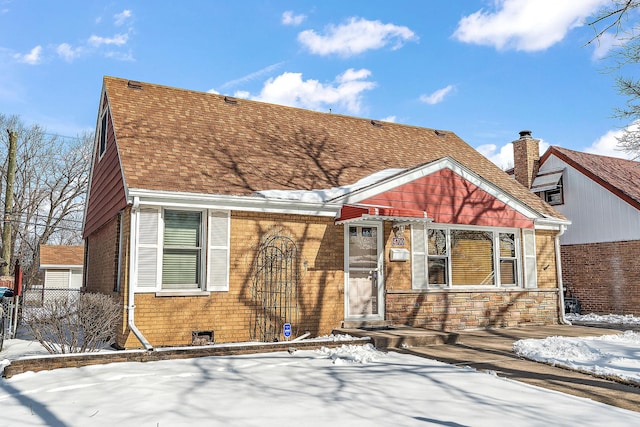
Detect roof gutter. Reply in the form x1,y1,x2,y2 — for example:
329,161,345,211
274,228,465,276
554,224,571,325
127,196,153,350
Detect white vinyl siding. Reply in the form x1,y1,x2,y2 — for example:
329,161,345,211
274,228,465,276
539,155,640,245
70,269,83,289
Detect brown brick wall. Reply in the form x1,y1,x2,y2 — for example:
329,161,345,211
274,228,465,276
536,230,558,289
561,240,640,316
107,207,562,349
122,212,345,348
387,289,559,330
85,214,120,295
512,133,539,188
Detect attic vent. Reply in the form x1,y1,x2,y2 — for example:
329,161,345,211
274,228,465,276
127,80,143,90
224,96,238,105
370,120,383,128
434,130,447,137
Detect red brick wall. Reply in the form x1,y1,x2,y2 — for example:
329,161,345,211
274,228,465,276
561,240,640,316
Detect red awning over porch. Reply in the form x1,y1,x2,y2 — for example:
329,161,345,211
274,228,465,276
335,204,430,224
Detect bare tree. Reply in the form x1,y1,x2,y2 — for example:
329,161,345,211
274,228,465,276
0,114,91,285
588,1,640,157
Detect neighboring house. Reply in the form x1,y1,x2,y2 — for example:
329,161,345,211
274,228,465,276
83,77,569,350
38,245,84,289
511,131,640,316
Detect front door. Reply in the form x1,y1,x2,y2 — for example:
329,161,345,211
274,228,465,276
345,223,384,320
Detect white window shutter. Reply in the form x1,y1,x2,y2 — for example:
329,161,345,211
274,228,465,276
411,224,427,289
522,229,538,289
137,208,160,289
207,210,230,291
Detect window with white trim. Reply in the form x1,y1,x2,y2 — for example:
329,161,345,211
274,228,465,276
412,224,527,288
136,207,230,292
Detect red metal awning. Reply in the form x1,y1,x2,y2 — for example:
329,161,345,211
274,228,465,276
335,204,431,224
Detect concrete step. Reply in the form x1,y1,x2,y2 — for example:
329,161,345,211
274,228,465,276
333,325,459,349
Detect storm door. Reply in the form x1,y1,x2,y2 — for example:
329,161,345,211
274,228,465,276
345,223,384,320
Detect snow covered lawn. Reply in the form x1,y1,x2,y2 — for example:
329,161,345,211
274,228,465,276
1,343,639,426
513,313,640,385
1,315,639,426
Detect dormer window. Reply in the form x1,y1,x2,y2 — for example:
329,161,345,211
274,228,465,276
543,179,563,205
99,111,108,157
531,170,564,206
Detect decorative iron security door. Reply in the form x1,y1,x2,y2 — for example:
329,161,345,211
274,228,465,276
250,232,299,342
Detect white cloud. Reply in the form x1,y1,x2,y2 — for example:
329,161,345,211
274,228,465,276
253,68,376,114
282,11,306,26
591,32,621,60
477,138,549,170
419,85,455,105
220,62,284,90
14,45,42,64
381,116,396,123
114,9,132,26
233,90,251,99
453,0,609,51
298,17,417,57
88,33,129,47
56,43,83,62
104,49,134,61
585,124,638,159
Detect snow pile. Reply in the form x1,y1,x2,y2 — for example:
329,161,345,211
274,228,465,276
316,343,385,364
256,168,405,202
513,330,640,385
566,313,640,325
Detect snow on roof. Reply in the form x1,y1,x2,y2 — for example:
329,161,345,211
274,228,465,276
255,168,406,203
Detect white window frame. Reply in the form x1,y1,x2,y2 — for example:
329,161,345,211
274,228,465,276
411,223,523,289
134,206,230,293
161,208,205,290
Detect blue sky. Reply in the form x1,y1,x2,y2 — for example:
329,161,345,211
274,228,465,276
0,0,636,168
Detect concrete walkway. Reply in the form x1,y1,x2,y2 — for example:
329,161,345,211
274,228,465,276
334,324,640,413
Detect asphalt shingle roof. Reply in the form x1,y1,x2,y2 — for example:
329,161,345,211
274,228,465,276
104,76,563,219
39,245,84,267
545,146,640,210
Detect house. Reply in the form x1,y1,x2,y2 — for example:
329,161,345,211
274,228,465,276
38,245,84,289
511,131,640,316
83,77,569,350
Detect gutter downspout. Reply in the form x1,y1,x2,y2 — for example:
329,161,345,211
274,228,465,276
555,224,571,325
128,196,153,350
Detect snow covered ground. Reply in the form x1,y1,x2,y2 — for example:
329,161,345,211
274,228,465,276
0,315,638,426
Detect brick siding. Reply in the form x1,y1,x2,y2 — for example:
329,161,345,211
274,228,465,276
387,289,558,330
87,208,562,349
561,240,640,316
122,212,346,348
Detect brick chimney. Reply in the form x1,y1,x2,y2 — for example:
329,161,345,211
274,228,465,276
512,130,539,188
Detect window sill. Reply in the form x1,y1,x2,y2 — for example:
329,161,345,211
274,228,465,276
390,287,552,294
154,290,211,297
